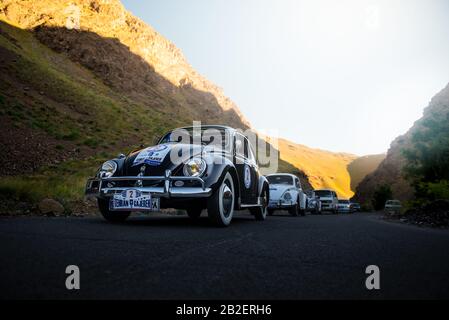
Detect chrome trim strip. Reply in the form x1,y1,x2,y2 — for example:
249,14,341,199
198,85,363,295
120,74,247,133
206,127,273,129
100,187,212,198
239,203,260,208
100,175,205,190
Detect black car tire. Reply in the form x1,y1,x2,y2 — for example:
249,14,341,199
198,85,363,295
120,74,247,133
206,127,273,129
187,207,203,219
268,209,275,216
207,172,235,227
288,203,299,216
250,185,269,221
98,198,130,223
298,197,306,216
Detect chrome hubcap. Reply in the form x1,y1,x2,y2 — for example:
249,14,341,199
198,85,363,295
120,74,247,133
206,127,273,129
262,191,268,208
222,184,233,218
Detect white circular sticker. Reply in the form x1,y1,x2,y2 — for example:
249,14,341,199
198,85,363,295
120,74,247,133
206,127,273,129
244,165,251,189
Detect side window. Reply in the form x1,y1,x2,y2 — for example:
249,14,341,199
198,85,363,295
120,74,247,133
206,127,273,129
243,138,249,159
235,133,245,157
296,178,301,189
246,138,256,163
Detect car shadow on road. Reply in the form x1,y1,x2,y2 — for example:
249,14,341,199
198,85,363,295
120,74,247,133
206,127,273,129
89,213,258,229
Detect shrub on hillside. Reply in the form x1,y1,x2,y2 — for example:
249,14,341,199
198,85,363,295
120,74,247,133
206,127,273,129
402,110,449,207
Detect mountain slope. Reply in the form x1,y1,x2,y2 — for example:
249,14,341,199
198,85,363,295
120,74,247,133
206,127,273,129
277,139,358,198
347,154,386,191
354,83,449,205
0,0,249,129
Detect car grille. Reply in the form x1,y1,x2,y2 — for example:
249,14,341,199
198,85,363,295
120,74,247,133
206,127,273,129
104,178,202,189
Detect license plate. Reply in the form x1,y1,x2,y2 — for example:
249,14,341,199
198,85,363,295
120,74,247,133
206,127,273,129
110,189,160,211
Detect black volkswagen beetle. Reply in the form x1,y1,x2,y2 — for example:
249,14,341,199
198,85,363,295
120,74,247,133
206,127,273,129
85,125,269,227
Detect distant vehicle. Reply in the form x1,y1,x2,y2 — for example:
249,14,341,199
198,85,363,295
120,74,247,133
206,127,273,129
385,200,402,214
337,199,352,213
266,174,307,216
306,191,322,214
351,202,361,212
313,189,338,214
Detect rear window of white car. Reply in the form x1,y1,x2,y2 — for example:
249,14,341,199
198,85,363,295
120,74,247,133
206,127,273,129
386,200,401,205
267,175,293,185
314,190,332,197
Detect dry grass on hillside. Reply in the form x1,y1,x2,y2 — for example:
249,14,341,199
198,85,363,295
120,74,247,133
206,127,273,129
277,138,358,199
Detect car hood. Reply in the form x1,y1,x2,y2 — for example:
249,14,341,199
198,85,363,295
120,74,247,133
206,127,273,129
269,184,294,200
123,143,204,176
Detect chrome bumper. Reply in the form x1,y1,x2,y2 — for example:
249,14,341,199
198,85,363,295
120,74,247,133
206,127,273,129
268,200,295,209
85,170,212,199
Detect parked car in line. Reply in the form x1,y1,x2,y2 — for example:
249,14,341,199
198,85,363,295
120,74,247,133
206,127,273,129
313,189,338,214
351,202,361,212
266,173,307,216
306,190,322,214
384,200,402,214
337,199,353,213
85,125,269,227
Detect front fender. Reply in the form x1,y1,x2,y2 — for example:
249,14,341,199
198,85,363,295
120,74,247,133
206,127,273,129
258,175,269,197
203,155,240,199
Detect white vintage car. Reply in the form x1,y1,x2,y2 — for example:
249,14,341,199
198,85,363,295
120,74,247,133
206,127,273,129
266,173,307,216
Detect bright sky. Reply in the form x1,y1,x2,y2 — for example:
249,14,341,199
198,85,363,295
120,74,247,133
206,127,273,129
121,0,449,155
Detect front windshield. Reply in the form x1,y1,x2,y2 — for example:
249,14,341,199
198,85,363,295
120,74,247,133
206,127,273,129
159,127,231,152
267,175,293,185
314,190,332,197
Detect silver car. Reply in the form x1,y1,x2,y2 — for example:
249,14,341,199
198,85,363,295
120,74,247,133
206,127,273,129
385,200,402,214
313,189,338,214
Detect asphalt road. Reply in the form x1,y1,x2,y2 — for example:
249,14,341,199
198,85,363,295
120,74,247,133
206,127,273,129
1,212,449,300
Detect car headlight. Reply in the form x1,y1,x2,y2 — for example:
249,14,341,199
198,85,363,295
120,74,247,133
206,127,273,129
283,192,292,201
99,160,117,178
183,157,207,177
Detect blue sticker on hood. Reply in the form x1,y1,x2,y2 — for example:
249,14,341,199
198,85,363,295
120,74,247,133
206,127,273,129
133,144,170,167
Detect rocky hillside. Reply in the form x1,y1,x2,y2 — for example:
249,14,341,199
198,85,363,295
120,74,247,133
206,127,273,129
0,0,249,126
354,83,449,205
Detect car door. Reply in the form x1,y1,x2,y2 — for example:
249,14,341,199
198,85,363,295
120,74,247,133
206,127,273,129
234,133,258,204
